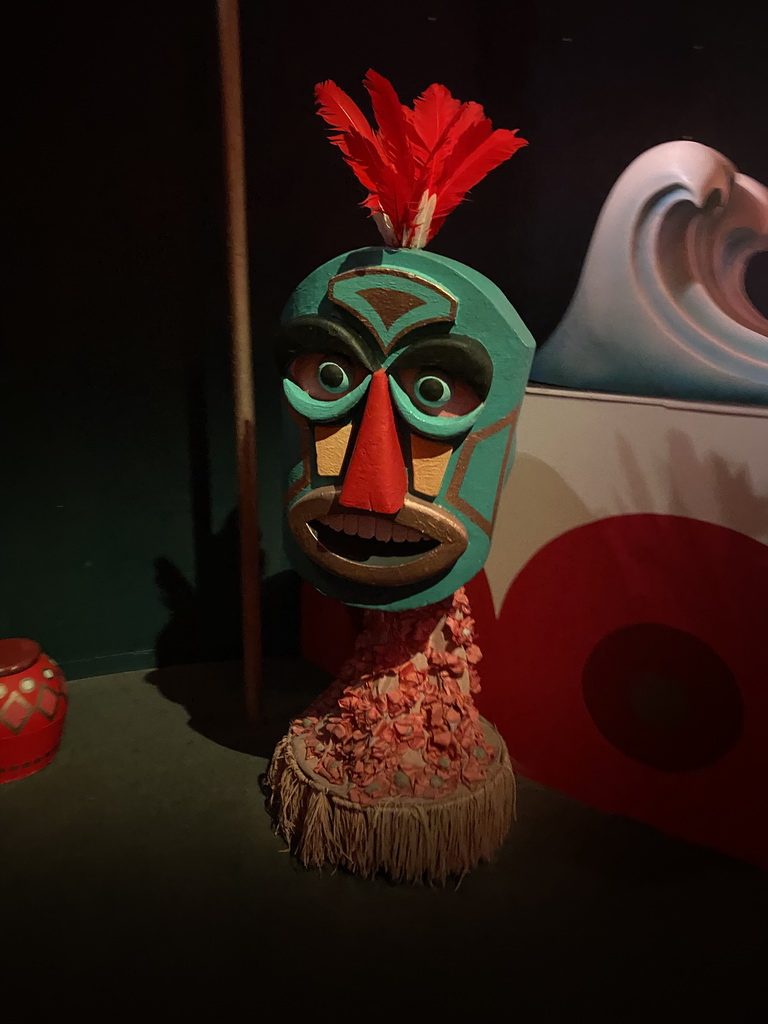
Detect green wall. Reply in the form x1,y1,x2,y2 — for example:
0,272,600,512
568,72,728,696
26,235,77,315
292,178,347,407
3,1,765,678
3,2,289,678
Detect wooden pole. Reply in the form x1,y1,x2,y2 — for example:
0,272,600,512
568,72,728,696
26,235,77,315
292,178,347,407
217,0,261,722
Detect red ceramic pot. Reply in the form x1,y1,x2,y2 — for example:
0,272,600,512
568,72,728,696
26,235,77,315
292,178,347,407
0,638,68,784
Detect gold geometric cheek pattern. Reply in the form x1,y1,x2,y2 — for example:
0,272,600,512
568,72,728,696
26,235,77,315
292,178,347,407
298,421,455,497
286,405,517,518
410,434,454,497
312,421,455,497
314,422,353,477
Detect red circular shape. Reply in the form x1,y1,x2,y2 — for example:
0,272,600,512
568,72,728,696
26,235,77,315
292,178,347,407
472,515,768,866
0,639,41,676
483,515,768,786
582,622,743,771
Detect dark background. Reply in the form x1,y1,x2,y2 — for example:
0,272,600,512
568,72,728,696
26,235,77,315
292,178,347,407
3,0,767,678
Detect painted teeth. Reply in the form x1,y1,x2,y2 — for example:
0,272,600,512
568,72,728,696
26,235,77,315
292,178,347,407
318,514,424,543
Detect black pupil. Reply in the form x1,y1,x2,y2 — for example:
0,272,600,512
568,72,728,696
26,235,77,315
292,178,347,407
319,363,345,389
419,376,445,403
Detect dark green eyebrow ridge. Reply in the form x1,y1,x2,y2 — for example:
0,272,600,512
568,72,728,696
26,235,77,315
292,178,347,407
276,314,379,373
389,335,493,399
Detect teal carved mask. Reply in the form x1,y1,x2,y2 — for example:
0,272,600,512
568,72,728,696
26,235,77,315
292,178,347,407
278,246,535,610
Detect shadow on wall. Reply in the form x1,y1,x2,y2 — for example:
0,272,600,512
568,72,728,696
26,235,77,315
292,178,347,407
665,429,768,539
153,509,302,668
613,428,768,539
149,511,327,758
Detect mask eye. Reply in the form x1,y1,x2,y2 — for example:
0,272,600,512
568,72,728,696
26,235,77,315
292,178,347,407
414,373,451,408
397,367,481,418
317,360,350,394
289,352,366,401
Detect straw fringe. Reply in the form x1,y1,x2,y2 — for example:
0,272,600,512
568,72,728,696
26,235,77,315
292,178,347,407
267,728,516,884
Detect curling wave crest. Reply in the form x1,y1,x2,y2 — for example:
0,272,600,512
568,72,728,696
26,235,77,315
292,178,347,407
532,140,768,406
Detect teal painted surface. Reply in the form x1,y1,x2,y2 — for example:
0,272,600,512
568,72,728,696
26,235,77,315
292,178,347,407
459,424,513,523
283,375,371,422
281,246,535,610
329,271,457,348
389,378,484,437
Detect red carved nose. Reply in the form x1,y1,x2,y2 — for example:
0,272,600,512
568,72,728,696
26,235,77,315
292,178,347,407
339,370,407,514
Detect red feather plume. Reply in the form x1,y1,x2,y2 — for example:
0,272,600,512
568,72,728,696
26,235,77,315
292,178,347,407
314,71,527,248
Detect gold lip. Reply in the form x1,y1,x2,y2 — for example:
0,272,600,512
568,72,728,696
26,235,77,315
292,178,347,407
287,486,468,587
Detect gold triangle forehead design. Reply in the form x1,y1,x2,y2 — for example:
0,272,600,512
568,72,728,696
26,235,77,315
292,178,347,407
357,288,427,330
328,267,458,353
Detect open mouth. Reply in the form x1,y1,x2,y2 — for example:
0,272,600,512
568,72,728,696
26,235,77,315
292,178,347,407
311,514,439,565
287,486,467,586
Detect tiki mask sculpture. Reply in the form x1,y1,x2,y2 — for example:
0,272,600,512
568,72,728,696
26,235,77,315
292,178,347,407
268,71,534,882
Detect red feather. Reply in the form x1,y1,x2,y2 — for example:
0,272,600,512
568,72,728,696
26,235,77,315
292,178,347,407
314,71,527,247
361,70,415,238
314,79,385,196
437,104,492,174
315,79,378,145
362,70,413,175
333,130,381,194
434,129,527,221
410,83,462,154
412,102,484,196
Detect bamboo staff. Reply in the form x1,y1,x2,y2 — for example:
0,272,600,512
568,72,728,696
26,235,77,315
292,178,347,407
217,0,261,722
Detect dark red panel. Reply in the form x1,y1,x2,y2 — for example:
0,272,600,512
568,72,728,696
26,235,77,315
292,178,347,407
477,515,768,868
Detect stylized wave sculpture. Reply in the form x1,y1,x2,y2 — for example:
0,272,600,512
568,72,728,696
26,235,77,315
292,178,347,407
532,141,768,405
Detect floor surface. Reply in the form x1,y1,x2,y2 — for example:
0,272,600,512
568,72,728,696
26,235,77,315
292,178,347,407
2,659,766,1019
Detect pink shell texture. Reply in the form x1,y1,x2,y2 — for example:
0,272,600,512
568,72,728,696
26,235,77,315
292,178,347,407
290,588,494,806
